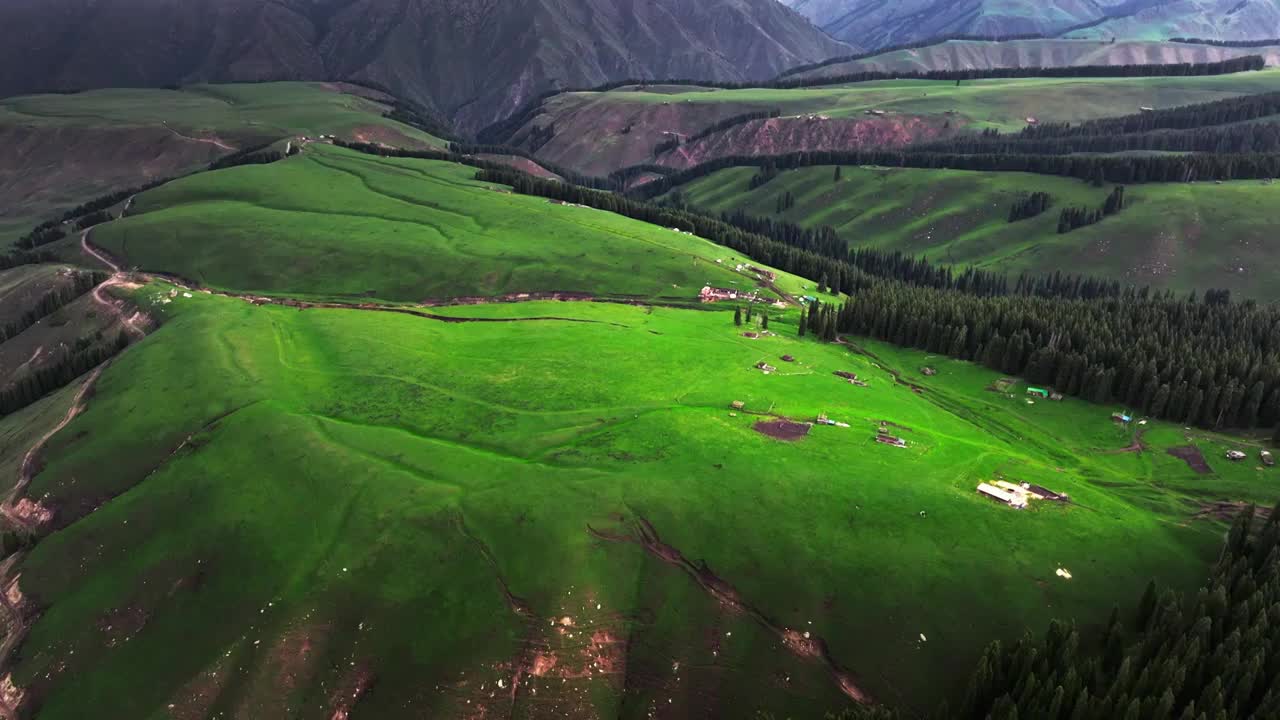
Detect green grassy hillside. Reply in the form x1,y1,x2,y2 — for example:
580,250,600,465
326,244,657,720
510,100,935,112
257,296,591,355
91,144,815,303
0,82,443,249
519,70,1280,174
663,165,1280,300
11,284,1274,718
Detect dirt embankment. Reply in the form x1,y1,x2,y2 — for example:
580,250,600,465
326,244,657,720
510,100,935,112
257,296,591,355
753,419,812,441
513,94,777,176
1193,501,1273,523
588,516,873,705
1167,445,1211,473
657,115,949,170
513,91,951,176
475,154,562,181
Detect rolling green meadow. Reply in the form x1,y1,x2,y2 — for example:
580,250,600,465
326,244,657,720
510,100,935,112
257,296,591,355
9,282,1276,718
663,165,1280,301
92,144,820,303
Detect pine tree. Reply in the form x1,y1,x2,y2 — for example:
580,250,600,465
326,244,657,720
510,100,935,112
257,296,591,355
733,307,742,327
1241,381,1266,428
834,166,843,183
1137,580,1159,630
761,314,769,330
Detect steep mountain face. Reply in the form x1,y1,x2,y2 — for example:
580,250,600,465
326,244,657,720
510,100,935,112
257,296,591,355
782,0,1118,47
783,0,1280,49
1074,0,1280,42
0,0,848,132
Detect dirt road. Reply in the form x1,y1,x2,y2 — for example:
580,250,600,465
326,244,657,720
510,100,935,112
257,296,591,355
161,122,237,152
80,232,147,341
80,230,120,272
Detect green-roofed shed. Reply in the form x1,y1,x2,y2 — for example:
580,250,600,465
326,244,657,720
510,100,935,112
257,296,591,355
1027,388,1049,398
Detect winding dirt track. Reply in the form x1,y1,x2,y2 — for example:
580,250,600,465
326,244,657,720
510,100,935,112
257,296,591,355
161,122,237,152
81,231,147,340
80,230,120,272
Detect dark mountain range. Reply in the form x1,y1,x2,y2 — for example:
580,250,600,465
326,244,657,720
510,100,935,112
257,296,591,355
783,0,1280,49
0,0,848,132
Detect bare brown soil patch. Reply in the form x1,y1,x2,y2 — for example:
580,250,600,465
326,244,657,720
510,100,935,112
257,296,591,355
1168,445,1212,474
475,154,562,181
8,499,50,528
166,653,233,720
660,115,947,171
753,419,811,441
328,665,374,720
0,674,24,719
348,124,434,151
1098,428,1148,455
97,603,150,648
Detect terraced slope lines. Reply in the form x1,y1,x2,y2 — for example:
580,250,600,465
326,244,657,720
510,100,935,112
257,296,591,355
662,164,1280,301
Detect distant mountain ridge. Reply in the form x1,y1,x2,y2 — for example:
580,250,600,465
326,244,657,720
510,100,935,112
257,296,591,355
787,39,1280,81
0,0,848,132
783,0,1280,49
